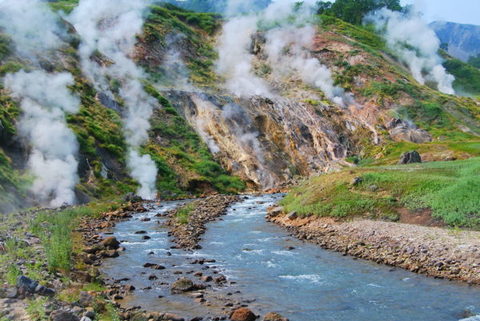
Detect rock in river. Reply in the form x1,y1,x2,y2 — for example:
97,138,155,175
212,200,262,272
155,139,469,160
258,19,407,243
171,278,195,293
263,312,289,321
230,307,257,321
101,236,120,250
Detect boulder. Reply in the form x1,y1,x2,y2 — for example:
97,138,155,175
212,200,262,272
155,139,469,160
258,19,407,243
230,307,257,321
263,312,289,321
143,263,165,270
16,275,55,296
50,310,80,321
268,206,283,217
171,278,195,293
399,151,422,164
78,291,94,307
387,118,432,144
351,177,363,186
161,313,185,321
100,237,120,250
287,212,297,220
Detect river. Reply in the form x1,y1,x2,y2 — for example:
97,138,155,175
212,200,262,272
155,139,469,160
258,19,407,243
101,194,480,321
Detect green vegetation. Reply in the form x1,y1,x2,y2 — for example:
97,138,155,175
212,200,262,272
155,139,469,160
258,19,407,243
443,57,480,96
144,85,245,197
175,202,197,224
30,202,120,271
318,0,402,25
47,0,79,13
320,15,386,51
142,5,219,87
26,298,48,321
282,158,480,228
468,54,480,69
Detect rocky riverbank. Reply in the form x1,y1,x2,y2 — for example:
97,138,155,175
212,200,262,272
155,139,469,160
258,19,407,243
268,207,480,285
164,195,240,250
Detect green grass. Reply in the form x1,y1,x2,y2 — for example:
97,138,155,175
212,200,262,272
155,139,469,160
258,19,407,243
48,0,79,13
319,15,386,51
30,202,120,271
175,202,197,224
26,298,48,321
443,57,480,96
282,158,480,228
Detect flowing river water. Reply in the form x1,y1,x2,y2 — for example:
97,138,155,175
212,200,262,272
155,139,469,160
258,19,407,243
102,194,480,321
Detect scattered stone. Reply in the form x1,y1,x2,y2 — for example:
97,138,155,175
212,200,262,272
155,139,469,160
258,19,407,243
263,312,289,321
135,231,147,234
143,263,165,270
351,177,363,186
50,310,80,321
171,278,195,293
142,235,151,240
101,237,120,250
124,285,136,292
399,151,422,164
16,276,55,297
161,313,185,321
79,292,94,307
267,206,283,218
230,308,256,321
287,212,297,220
201,275,213,282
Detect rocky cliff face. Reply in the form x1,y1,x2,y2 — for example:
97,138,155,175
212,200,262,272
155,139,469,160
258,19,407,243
165,90,359,188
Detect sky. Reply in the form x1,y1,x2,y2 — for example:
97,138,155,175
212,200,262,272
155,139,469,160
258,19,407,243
401,0,480,25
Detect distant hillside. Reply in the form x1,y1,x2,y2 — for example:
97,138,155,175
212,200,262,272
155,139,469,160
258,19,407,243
430,21,480,62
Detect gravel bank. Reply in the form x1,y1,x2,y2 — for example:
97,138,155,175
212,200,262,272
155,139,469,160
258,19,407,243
268,208,480,284
165,195,240,250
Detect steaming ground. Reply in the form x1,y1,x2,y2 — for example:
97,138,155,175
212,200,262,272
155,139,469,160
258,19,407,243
367,8,455,95
216,0,354,106
69,0,158,200
0,0,80,207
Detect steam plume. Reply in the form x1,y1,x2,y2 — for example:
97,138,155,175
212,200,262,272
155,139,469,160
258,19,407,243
218,0,354,106
5,71,80,207
0,0,64,60
69,0,158,199
216,16,273,98
0,0,80,207
366,8,455,94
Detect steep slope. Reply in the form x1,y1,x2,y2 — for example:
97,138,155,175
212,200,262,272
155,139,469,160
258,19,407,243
430,21,480,62
0,3,244,212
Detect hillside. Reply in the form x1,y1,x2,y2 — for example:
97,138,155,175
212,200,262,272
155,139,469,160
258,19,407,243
0,1,479,213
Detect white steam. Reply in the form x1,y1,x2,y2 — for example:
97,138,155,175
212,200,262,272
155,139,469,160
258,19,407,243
264,25,353,107
216,16,273,98
217,0,354,106
5,71,80,207
366,8,455,94
0,0,81,207
0,0,64,60
69,0,158,199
